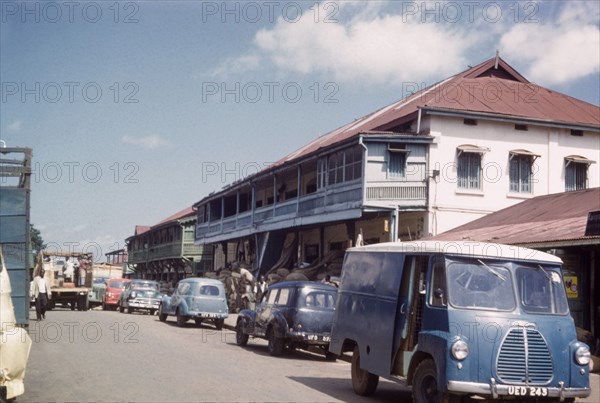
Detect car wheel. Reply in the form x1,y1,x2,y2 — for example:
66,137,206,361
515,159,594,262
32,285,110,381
158,305,167,322
127,307,133,314
413,359,456,403
119,303,124,313
325,351,337,361
351,345,379,396
102,301,107,311
267,328,284,356
194,318,203,326
214,318,224,330
176,309,186,327
149,309,156,316
236,320,249,347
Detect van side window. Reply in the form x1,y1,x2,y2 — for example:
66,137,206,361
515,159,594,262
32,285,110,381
429,263,447,307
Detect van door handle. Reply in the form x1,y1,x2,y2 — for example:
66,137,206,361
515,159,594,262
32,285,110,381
400,303,406,314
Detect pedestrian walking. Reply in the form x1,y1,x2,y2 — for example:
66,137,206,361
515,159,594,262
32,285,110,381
33,267,52,321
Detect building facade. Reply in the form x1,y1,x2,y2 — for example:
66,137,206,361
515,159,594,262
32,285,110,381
192,57,600,276
126,208,212,280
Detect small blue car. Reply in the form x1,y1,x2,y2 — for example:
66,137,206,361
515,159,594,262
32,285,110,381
236,280,338,359
158,278,228,329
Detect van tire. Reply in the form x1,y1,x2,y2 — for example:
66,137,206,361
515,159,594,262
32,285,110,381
351,346,379,396
413,359,461,403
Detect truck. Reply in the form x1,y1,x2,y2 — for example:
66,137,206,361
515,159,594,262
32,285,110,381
0,146,32,402
37,251,94,311
329,241,591,403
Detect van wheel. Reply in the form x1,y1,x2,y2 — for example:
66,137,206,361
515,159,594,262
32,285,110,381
267,328,284,356
351,345,379,396
413,359,460,403
214,318,224,330
236,321,249,346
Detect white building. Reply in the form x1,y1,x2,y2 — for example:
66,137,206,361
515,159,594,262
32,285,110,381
193,57,600,273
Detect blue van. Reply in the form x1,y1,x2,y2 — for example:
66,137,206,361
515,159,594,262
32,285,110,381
329,241,591,402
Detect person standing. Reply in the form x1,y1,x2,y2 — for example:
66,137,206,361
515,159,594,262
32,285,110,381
33,267,52,321
255,275,268,303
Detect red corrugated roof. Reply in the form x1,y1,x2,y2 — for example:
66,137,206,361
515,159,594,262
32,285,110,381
429,188,600,244
271,57,599,169
130,207,195,239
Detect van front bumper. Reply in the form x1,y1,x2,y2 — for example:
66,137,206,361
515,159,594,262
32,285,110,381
448,380,591,400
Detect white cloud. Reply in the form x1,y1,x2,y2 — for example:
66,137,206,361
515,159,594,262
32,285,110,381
499,2,600,85
121,135,170,150
213,3,477,86
7,120,22,132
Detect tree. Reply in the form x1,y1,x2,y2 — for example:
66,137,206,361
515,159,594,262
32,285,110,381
30,224,46,254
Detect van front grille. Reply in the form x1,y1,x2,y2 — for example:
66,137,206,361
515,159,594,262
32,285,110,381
496,327,553,384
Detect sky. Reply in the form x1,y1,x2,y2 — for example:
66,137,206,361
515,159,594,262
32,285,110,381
1,0,599,262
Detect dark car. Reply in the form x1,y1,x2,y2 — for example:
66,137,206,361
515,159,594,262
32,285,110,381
119,279,161,315
235,281,338,359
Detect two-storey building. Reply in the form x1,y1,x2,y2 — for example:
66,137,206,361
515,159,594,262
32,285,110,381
126,207,212,280
193,56,600,275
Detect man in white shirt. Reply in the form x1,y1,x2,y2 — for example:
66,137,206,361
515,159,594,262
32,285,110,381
33,268,52,321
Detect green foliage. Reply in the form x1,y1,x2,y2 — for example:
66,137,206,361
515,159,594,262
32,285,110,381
30,224,46,254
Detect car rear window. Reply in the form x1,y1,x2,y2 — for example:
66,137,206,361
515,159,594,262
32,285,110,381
303,291,336,309
199,285,220,296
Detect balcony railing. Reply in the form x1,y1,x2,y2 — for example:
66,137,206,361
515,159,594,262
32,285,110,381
129,240,205,264
195,180,427,240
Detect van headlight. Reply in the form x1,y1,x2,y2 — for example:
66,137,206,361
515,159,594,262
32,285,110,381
575,346,591,366
451,339,469,361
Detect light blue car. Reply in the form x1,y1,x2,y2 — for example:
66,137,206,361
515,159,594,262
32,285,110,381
158,278,229,329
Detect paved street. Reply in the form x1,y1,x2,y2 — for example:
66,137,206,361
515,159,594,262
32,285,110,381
20,308,408,402
20,308,599,402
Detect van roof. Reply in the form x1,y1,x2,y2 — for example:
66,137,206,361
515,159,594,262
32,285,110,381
347,241,562,264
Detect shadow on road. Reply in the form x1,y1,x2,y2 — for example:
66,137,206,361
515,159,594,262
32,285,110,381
287,375,411,402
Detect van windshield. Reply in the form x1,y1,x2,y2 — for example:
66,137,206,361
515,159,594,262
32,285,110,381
446,259,516,311
516,265,569,315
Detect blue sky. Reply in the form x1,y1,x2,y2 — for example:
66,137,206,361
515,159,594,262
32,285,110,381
1,0,599,260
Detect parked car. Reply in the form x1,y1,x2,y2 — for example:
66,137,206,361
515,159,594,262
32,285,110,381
103,278,131,310
88,276,109,308
235,281,338,359
119,279,161,315
159,278,228,329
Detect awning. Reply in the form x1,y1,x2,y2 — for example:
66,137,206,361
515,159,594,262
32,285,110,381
565,155,596,166
457,144,489,155
509,149,541,160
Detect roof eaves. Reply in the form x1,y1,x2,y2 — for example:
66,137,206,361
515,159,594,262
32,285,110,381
422,107,600,132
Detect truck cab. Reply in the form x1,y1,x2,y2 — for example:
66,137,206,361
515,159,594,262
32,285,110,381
329,241,591,402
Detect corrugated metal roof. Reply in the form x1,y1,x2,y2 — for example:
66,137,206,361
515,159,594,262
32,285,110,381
429,188,600,245
129,207,195,240
270,56,600,170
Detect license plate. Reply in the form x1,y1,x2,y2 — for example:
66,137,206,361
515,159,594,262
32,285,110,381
507,386,548,397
